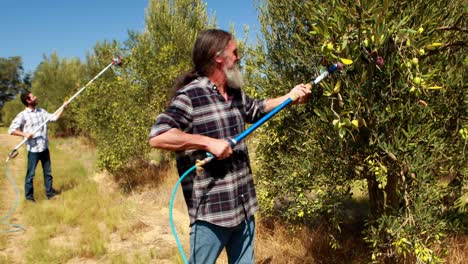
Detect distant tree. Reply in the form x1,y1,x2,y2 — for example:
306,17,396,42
1,96,25,127
77,0,215,172
32,52,86,135
0,56,30,123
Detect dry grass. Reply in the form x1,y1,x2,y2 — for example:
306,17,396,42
254,217,369,264
112,158,173,194
255,218,316,263
22,139,127,263
1,132,466,263
438,235,468,264
109,154,192,263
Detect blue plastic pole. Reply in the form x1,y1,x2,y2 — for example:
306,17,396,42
231,63,341,145
233,97,293,145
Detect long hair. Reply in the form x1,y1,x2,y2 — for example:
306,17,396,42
172,29,232,95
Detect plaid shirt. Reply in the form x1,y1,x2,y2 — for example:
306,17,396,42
149,77,266,227
8,108,58,153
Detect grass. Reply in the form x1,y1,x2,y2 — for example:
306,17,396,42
0,134,130,263
22,140,127,262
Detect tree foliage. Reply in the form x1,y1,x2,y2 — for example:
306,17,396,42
76,0,214,172
75,40,152,172
32,52,86,135
1,96,25,126
0,56,31,123
247,0,467,262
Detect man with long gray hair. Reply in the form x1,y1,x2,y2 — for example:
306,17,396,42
149,29,311,263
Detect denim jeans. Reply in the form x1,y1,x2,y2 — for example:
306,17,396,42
189,216,255,264
25,149,55,200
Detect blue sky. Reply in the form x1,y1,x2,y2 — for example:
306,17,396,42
0,0,259,74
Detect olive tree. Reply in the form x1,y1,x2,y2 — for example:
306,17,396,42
77,0,214,172
247,0,466,262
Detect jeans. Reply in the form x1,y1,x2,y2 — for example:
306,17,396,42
189,216,255,264
25,149,55,200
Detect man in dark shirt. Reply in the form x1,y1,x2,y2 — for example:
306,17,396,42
149,29,310,264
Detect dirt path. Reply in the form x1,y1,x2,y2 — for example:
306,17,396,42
0,134,29,263
93,170,191,263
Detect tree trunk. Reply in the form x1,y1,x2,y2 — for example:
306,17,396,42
367,172,399,217
385,172,399,210
367,175,385,218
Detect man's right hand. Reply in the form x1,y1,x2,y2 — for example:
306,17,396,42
149,128,233,159
24,133,33,139
206,138,233,160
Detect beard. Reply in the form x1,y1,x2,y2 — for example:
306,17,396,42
29,99,38,107
223,64,244,88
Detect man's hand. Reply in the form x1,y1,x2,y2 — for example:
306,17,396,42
206,138,233,160
265,83,312,112
149,128,233,159
53,100,69,120
288,83,311,104
24,133,33,139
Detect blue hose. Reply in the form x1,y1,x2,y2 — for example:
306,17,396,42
169,165,196,263
1,162,25,233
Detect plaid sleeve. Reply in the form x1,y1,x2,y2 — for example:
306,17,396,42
149,93,193,138
8,112,25,135
242,91,266,123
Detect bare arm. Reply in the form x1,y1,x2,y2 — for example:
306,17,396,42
10,130,33,139
149,128,233,160
264,83,311,112
49,101,69,121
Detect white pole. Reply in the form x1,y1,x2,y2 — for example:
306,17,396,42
7,57,121,161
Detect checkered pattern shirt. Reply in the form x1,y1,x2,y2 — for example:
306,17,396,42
149,77,267,227
8,108,58,153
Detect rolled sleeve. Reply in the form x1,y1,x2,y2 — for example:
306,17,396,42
8,112,24,135
149,93,193,139
149,113,179,138
243,92,267,123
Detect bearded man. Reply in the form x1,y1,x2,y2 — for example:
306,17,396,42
8,91,67,202
149,29,310,264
